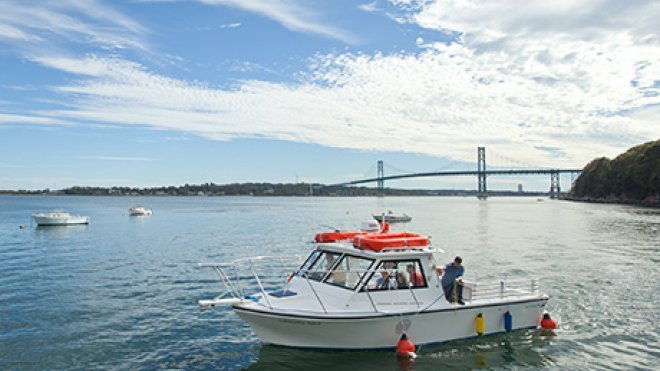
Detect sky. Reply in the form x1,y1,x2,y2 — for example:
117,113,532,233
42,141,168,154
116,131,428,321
0,0,658,191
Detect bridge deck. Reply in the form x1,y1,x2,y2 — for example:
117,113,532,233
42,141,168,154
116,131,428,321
335,169,582,186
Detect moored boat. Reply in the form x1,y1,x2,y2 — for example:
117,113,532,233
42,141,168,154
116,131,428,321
373,211,412,223
198,221,549,350
32,210,90,226
128,206,152,216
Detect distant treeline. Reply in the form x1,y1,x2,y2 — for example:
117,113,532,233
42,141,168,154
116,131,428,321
0,182,546,197
569,139,659,206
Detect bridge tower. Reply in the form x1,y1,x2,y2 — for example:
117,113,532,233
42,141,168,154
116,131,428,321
549,171,561,199
477,147,487,198
377,160,384,197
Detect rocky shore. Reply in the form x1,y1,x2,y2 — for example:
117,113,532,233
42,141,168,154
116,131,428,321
560,193,659,208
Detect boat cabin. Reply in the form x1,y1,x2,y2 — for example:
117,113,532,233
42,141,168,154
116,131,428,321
295,241,436,292
272,234,450,314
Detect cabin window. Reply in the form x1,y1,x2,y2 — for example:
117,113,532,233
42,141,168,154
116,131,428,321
362,260,427,291
323,255,374,290
298,251,343,282
295,250,321,277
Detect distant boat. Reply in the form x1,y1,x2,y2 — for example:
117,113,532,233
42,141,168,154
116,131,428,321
129,206,152,216
373,211,412,223
32,210,90,226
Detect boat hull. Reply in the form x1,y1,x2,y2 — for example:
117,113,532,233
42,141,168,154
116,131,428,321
234,298,547,349
129,211,152,216
129,207,152,216
32,216,89,226
373,216,412,223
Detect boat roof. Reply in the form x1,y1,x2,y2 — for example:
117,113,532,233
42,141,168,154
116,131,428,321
315,241,442,258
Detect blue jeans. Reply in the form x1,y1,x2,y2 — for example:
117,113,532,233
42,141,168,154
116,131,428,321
443,282,463,303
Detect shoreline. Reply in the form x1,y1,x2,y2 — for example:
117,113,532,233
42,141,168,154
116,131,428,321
560,194,660,208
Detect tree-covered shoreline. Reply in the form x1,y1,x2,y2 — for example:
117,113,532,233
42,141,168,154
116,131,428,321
568,139,659,207
0,183,546,197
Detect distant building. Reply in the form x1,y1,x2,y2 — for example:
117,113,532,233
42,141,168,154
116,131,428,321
518,184,524,193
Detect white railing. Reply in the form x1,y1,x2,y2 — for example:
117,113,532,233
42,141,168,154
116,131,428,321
199,255,304,310
462,277,539,301
199,257,541,312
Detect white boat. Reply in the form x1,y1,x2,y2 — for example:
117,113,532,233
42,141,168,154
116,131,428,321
128,206,152,216
32,210,90,226
373,211,412,223
198,221,549,350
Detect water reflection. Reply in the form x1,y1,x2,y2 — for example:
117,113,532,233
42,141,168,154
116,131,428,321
128,214,153,224
246,331,555,370
34,224,89,238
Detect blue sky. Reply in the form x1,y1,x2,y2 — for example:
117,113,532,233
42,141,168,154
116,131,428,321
0,0,658,191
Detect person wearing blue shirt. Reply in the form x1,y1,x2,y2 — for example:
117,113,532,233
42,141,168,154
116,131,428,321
375,271,397,290
436,256,465,305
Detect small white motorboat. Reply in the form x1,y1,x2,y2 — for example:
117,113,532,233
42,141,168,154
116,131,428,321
198,220,549,350
128,206,152,216
32,210,90,226
373,211,412,223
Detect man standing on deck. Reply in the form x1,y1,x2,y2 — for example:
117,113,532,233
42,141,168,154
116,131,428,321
435,256,465,305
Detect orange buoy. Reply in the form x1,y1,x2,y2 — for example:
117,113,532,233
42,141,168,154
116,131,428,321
396,333,416,358
540,313,557,330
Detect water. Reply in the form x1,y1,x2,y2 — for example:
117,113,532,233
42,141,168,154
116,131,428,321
1,196,658,370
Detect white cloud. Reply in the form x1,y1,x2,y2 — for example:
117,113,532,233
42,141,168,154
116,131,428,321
0,24,43,42
0,0,148,51
358,2,379,13
0,112,74,126
410,0,660,42
197,0,358,43
219,22,241,29
9,1,660,170
25,48,654,169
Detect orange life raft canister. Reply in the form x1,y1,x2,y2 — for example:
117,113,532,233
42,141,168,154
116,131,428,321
353,232,429,251
314,231,365,243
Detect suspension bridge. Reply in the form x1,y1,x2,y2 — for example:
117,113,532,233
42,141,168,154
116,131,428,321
332,147,583,198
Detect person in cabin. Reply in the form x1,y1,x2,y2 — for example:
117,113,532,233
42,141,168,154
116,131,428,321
407,264,424,287
328,257,347,286
375,271,397,290
434,256,465,305
312,253,336,280
396,272,409,289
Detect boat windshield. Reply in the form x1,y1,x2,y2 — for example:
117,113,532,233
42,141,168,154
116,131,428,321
296,251,375,289
323,254,374,290
295,250,321,277
296,251,342,282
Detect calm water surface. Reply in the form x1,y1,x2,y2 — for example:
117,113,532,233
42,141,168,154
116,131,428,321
1,196,658,370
